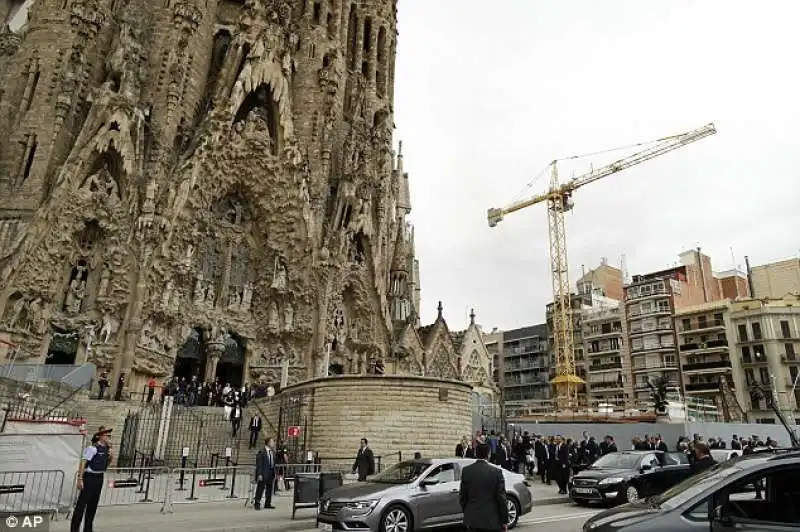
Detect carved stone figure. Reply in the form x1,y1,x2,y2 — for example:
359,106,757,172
228,290,241,310
268,301,280,332
270,257,287,290
283,302,294,332
205,283,216,306
193,276,205,306
241,282,253,311
162,280,174,308
100,314,118,343
97,267,111,299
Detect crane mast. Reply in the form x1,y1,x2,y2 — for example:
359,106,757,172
488,123,717,410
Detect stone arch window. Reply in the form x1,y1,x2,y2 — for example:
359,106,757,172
193,193,254,312
326,0,336,37
233,83,281,155
21,56,40,114
361,16,372,78
376,26,387,97
196,29,232,123
346,4,357,70
312,0,321,24
15,133,37,187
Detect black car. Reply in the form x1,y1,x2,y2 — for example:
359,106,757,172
569,451,690,505
581,449,800,531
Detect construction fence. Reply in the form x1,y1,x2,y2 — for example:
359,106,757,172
0,453,403,518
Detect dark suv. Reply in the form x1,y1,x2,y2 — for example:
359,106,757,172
582,449,800,531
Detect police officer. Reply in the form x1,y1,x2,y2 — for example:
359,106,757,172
71,426,112,532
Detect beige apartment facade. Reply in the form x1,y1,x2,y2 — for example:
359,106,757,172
730,295,800,424
750,258,800,299
674,300,749,421
583,304,633,409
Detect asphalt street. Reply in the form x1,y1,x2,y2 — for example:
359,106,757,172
516,505,601,531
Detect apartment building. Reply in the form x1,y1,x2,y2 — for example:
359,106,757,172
483,324,551,418
624,250,722,401
583,304,633,408
715,269,751,300
730,295,800,424
576,260,625,302
674,300,749,419
750,258,800,299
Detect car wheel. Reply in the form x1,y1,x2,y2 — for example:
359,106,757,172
624,484,640,503
505,495,521,529
380,505,412,532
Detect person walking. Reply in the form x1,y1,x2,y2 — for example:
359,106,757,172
71,427,112,532
352,438,375,481
253,438,276,510
459,442,509,532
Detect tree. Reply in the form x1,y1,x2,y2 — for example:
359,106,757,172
647,376,670,416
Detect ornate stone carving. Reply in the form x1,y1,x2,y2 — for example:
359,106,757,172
270,256,287,290
99,313,119,344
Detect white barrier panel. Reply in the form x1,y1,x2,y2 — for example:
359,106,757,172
0,432,84,513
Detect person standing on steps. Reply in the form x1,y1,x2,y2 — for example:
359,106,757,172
71,427,112,532
248,413,262,449
253,437,276,510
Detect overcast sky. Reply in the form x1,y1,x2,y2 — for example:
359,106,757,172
394,0,800,331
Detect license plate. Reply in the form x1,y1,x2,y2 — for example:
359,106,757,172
573,487,594,494
318,524,333,532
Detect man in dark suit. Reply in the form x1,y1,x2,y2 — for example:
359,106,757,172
248,414,262,448
352,438,375,481
253,437,276,510
459,443,509,532
553,435,570,494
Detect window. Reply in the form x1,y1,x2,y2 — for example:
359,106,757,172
780,320,791,339
715,465,800,526
741,345,752,363
682,318,691,331
786,343,796,361
425,463,456,483
752,322,762,340
684,498,710,521
738,324,748,342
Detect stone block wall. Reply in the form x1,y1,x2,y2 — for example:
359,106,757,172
271,376,472,465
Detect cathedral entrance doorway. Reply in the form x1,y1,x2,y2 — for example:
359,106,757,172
174,328,204,381
215,333,245,388
45,328,79,365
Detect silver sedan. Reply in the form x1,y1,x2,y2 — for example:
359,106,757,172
316,458,533,532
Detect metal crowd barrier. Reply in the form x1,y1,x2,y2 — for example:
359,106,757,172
0,470,67,517
0,462,365,516
98,466,171,510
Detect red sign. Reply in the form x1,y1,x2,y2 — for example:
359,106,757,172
287,426,301,438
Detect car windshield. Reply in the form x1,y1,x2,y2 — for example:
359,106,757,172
651,461,742,510
588,453,641,470
370,461,429,484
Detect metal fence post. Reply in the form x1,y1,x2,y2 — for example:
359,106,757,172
227,466,237,499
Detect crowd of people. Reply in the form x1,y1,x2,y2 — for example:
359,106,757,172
456,428,784,496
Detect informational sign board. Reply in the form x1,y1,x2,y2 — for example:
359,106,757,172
287,426,300,438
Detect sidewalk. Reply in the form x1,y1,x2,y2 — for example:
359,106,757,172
51,495,316,532
50,479,571,532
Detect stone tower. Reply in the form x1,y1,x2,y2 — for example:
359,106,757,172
0,0,424,392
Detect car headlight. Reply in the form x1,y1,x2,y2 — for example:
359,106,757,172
598,477,625,485
344,500,379,512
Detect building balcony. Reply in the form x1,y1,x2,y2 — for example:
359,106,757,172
625,288,669,301
686,382,720,393
682,360,732,373
679,339,729,353
626,308,672,318
631,345,676,354
629,326,674,337
589,362,623,372
504,364,548,373
589,381,624,390
678,319,725,335
586,346,622,356
632,363,680,373
741,355,768,366
584,328,623,340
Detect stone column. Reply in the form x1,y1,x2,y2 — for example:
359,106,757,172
204,336,225,384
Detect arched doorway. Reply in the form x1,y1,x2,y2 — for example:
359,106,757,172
174,328,204,380
216,333,245,388
45,328,79,365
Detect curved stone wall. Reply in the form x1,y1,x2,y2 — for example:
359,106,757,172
273,376,472,467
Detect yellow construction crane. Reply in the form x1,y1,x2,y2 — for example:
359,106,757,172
487,123,717,409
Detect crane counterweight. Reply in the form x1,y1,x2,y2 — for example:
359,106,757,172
487,123,717,411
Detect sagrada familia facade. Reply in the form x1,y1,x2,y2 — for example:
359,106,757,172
0,0,496,399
